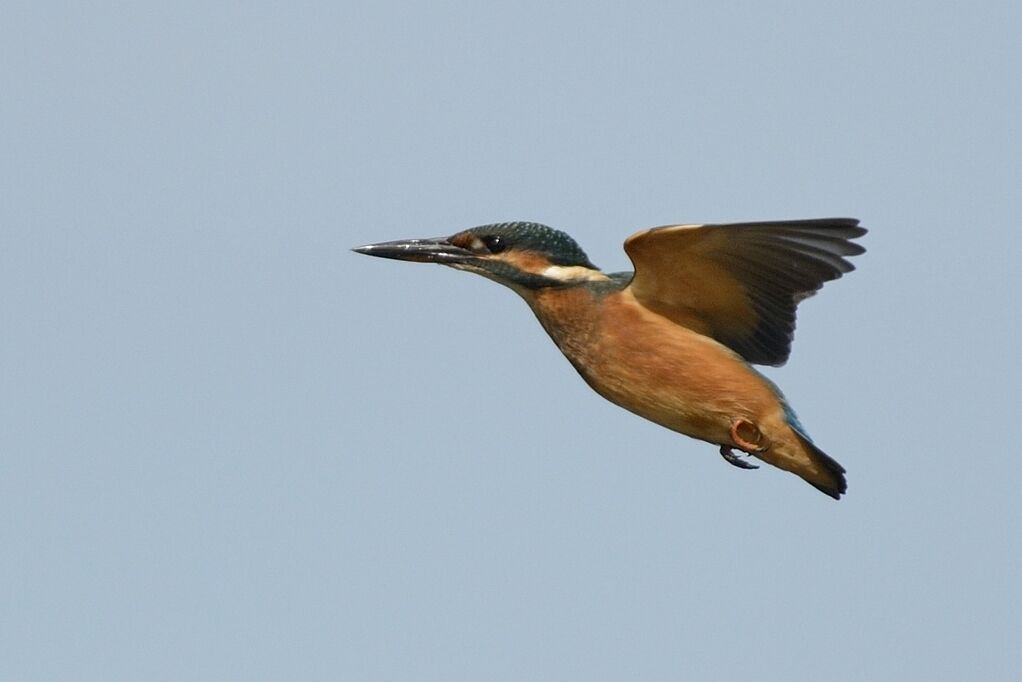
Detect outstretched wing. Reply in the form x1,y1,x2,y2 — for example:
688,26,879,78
622,218,866,366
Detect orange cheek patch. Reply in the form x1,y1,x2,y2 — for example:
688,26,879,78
502,251,553,273
449,232,482,250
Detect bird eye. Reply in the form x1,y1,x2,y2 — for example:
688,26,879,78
482,235,506,254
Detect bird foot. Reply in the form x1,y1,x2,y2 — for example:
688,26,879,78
730,417,769,453
719,418,769,470
719,445,759,470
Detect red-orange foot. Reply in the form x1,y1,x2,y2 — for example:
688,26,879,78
730,417,769,453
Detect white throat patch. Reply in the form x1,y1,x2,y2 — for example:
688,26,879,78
540,265,609,283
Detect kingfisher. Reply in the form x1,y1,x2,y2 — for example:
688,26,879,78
353,219,866,499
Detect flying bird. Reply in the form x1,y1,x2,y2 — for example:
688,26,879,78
353,219,866,498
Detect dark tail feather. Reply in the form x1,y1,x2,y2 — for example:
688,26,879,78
793,431,847,499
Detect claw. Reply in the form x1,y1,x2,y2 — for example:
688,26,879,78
720,445,759,470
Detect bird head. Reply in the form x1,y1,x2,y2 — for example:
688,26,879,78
353,221,605,290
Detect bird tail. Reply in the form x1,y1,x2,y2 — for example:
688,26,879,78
757,426,848,499
789,430,847,499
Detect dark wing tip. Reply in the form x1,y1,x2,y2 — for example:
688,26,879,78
720,218,867,365
621,217,866,367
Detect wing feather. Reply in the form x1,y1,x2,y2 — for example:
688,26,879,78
622,218,866,365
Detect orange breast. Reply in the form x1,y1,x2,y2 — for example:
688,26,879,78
528,287,782,445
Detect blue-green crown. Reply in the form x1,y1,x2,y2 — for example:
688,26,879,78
465,222,596,268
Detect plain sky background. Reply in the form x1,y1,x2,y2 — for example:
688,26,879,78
3,2,1020,680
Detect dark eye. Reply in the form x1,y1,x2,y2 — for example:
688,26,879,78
481,235,507,254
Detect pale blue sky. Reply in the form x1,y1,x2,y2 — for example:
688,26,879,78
3,2,1020,680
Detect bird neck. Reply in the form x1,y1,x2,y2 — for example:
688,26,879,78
520,284,607,362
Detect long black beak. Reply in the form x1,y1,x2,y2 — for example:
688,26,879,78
351,238,475,264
